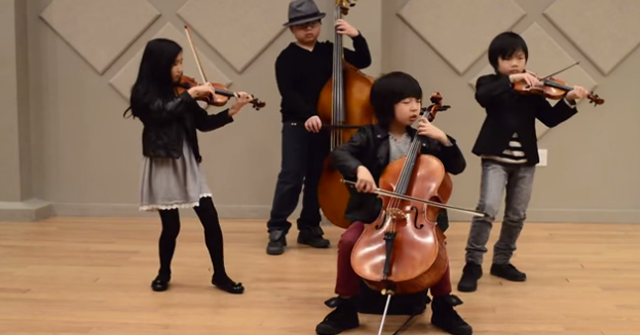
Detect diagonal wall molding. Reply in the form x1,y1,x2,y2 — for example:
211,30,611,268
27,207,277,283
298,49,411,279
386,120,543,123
40,0,160,75
469,23,597,140
177,0,290,73
397,0,525,75
109,23,232,102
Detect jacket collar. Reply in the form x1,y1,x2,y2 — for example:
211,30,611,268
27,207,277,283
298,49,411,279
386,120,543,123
372,123,417,140
372,123,417,166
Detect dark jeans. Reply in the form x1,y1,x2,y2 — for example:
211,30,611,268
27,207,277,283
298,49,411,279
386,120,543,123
267,121,330,232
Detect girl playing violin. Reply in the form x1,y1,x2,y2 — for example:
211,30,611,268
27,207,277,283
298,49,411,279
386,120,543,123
123,38,253,294
458,31,589,293
315,72,472,335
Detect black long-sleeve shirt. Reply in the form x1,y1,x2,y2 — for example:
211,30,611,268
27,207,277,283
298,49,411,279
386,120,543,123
274,33,372,122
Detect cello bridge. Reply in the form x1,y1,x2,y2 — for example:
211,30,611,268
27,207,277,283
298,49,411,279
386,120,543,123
387,208,405,220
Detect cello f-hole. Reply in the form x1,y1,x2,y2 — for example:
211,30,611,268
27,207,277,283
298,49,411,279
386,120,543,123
375,213,390,230
409,206,423,229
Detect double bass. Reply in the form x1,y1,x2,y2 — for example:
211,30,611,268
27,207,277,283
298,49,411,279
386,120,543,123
317,0,377,229
344,94,488,334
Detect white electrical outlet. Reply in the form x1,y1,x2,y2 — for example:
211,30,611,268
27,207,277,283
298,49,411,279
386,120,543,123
537,149,547,166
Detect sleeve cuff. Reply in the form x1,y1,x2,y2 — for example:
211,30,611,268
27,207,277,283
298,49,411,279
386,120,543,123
351,31,364,41
442,135,457,147
223,109,234,123
563,97,577,108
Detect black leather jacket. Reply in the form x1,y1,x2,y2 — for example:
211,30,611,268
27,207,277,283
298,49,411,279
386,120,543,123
133,91,234,163
329,124,467,231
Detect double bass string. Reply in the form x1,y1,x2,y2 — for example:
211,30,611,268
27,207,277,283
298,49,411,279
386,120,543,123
331,3,344,149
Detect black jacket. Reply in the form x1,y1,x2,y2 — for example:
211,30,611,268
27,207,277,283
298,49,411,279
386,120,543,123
275,33,371,122
329,124,467,231
471,73,578,165
133,91,234,163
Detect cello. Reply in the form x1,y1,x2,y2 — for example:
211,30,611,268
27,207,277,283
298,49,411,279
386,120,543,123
317,0,377,229
346,94,487,335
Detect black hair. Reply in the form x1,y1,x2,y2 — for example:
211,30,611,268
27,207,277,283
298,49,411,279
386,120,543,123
369,71,422,128
487,31,528,71
123,38,182,118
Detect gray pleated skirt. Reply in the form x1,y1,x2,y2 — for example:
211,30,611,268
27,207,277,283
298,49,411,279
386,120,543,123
139,141,212,211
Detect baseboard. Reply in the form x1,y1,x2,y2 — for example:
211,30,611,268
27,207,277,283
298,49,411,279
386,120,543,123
0,198,53,222
49,202,292,220
6,201,640,224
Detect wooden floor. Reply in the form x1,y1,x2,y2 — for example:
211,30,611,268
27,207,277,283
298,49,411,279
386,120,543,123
1,218,639,335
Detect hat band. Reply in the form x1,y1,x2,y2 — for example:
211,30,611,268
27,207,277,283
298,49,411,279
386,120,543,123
288,12,322,23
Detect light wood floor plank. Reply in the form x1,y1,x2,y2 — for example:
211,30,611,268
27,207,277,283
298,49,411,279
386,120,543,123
1,218,639,334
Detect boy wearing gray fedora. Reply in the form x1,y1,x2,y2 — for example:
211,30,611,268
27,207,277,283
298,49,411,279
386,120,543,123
266,0,372,255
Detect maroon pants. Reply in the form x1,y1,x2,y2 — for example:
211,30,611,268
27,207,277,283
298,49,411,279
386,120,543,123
335,221,452,297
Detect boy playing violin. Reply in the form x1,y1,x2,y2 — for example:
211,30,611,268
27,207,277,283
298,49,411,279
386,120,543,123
457,31,589,292
315,71,472,335
265,0,371,255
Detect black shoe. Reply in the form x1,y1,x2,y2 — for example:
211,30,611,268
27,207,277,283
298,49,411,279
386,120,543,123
457,263,482,292
298,226,330,248
431,295,473,335
315,297,359,335
212,275,244,294
266,229,287,255
490,263,526,281
151,275,170,292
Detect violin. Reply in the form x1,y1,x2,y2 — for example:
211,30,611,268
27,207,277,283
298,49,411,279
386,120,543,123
512,63,604,106
174,75,265,110
345,93,486,334
179,25,265,111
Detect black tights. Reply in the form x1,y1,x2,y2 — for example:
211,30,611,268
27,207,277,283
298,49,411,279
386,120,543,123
156,197,234,285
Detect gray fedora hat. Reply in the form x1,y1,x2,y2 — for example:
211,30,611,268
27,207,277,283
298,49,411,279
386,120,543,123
283,0,326,27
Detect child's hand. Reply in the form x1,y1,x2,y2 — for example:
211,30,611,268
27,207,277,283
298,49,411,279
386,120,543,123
305,115,322,133
355,166,376,193
229,92,253,116
509,71,539,87
417,117,449,144
188,83,215,99
566,85,589,102
335,19,358,38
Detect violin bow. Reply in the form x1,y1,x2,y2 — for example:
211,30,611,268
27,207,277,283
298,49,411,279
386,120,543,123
341,179,489,218
184,25,208,85
538,61,579,80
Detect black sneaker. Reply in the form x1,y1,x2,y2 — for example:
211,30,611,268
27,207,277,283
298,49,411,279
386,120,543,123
316,297,359,335
266,229,287,255
490,263,526,281
457,263,482,292
298,226,330,248
431,295,473,335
